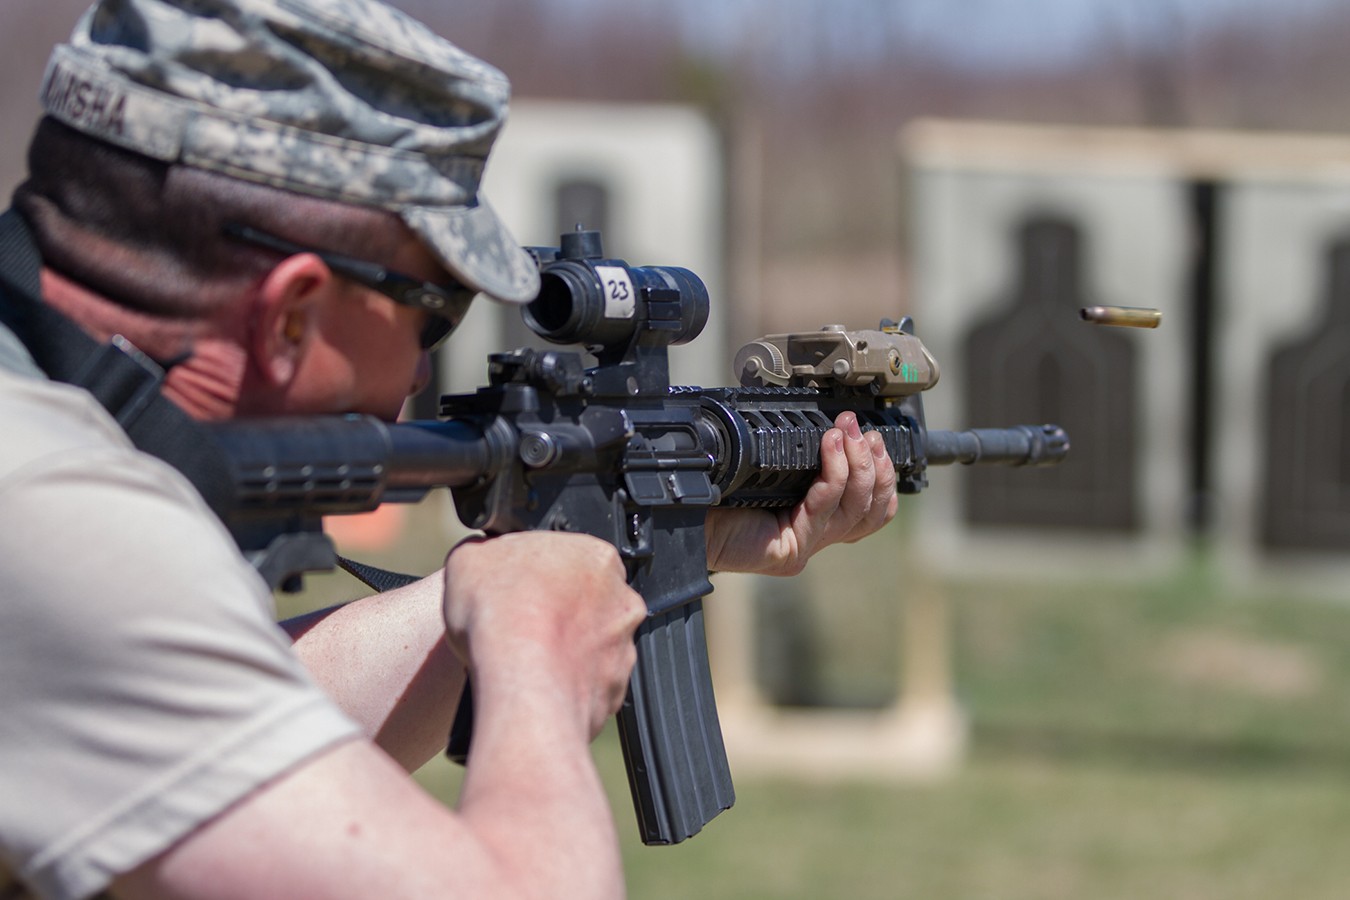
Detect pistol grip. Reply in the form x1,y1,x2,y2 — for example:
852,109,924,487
446,684,473,764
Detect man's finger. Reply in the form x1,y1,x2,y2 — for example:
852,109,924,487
789,426,849,552
832,412,878,540
843,431,898,542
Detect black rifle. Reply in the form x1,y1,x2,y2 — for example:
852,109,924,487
207,230,1068,846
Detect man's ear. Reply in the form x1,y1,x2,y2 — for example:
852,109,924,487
249,254,333,387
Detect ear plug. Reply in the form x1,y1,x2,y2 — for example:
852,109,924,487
284,313,304,344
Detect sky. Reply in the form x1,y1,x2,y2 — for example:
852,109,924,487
7,0,1344,76
899,0,1341,69
640,0,1348,72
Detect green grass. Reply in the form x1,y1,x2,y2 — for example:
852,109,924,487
608,554,1350,899
295,504,1350,898
604,754,1350,900
413,713,1350,900
594,556,1350,900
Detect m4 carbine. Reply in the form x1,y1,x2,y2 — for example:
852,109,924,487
207,231,1069,846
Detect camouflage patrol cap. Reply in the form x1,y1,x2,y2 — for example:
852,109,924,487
38,0,539,305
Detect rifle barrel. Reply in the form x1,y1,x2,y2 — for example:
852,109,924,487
925,425,1069,467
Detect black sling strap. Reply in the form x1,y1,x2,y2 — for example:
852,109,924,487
0,209,236,520
335,556,420,593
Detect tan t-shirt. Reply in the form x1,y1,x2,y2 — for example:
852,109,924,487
0,363,361,899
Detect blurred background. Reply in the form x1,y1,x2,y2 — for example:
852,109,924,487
10,0,1350,896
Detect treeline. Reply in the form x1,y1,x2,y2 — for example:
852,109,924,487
402,0,1350,259
8,0,1350,262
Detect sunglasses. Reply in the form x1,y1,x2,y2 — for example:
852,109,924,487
223,223,474,351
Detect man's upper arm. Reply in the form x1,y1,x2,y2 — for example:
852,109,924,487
112,739,486,900
0,381,361,898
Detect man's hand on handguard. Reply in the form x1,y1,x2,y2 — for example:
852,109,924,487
443,532,646,741
704,411,899,576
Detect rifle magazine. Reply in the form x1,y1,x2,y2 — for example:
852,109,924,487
617,599,735,845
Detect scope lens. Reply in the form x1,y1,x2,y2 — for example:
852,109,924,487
524,268,587,341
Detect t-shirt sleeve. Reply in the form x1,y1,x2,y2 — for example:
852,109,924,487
0,388,363,900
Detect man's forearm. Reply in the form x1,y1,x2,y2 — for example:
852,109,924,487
289,586,627,898
456,665,627,900
283,573,464,771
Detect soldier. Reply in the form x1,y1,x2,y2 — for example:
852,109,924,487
0,1,897,897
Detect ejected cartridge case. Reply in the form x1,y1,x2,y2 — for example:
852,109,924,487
1079,306,1162,328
